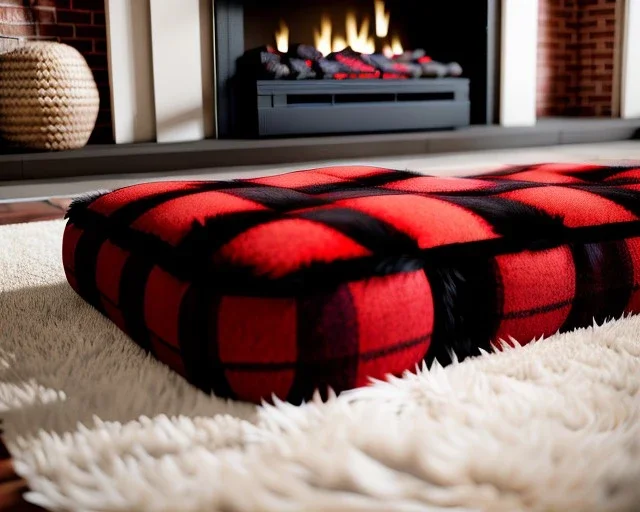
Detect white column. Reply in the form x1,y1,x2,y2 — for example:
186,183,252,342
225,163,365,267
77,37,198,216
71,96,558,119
149,0,206,143
500,0,539,126
105,0,156,143
621,0,640,119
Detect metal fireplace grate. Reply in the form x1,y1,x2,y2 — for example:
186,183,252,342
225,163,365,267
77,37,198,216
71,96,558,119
247,78,470,137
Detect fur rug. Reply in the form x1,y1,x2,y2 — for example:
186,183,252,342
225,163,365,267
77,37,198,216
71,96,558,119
1,220,640,512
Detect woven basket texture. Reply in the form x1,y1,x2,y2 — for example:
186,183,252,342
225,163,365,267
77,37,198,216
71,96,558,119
0,42,100,151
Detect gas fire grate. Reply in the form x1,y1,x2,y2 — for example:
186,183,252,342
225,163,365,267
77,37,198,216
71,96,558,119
241,78,470,137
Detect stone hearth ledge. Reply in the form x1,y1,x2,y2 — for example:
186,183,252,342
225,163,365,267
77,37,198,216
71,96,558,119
0,118,638,182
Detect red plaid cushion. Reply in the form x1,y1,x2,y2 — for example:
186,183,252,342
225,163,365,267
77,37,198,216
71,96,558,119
63,163,640,403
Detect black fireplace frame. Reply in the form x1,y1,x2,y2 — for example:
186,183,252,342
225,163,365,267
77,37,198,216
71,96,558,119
214,0,501,138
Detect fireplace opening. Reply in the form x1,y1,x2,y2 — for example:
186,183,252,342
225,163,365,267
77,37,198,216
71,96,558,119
243,0,469,77
215,0,497,138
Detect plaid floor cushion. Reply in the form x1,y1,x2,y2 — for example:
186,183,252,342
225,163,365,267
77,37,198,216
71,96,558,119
63,163,640,403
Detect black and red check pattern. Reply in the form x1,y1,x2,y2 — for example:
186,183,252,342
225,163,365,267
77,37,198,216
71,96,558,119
63,163,640,403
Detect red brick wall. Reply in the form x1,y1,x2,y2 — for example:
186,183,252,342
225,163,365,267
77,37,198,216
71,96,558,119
576,0,617,116
537,0,580,117
537,0,618,117
0,0,112,143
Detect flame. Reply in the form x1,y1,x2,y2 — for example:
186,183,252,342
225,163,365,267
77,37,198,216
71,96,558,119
314,15,333,57
383,36,404,57
345,11,375,55
313,12,374,56
391,35,403,55
374,0,390,38
332,36,347,53
279,1,392,57
275,20,289,53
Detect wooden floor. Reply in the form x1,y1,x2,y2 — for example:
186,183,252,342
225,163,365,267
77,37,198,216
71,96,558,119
0,199,71,226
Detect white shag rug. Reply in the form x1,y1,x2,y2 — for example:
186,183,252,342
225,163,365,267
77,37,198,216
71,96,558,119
1,219,640,512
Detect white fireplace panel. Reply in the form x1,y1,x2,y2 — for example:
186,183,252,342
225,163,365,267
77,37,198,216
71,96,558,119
500,0,538,127
105,0,156,143
149,0,206,143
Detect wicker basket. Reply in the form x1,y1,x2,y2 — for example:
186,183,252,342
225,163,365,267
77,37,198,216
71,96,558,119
0,42,100,151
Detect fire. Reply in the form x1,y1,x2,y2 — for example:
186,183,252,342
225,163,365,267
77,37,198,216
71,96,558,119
382,35,404,57
276,1,392,57
314,15,333,57
345,11,375,55
313,12,375,56
391,35,403,55
374,0,390,38
275,20,289,53
332,36,347,54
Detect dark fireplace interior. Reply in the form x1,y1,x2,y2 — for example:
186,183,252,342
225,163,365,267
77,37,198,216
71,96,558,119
243,0,485,75
215,0,497,137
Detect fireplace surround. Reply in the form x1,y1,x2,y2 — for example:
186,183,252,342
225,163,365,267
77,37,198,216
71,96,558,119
214,0,499,138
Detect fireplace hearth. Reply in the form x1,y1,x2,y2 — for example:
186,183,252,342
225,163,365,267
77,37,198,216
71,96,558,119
215,0,498,138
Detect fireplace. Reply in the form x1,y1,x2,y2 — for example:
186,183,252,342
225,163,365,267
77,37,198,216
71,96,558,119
215,0,498,138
